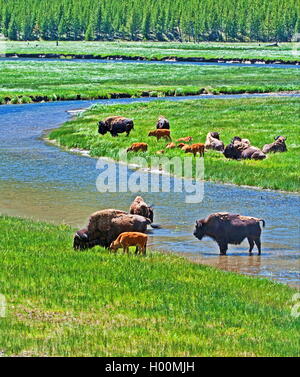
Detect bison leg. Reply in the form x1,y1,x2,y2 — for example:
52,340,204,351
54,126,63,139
218,242,228,255
248,238,254,253
254,238,262,255
135,246,139,255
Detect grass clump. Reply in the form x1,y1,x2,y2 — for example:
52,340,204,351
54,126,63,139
0,215,299,357
49,97,300,192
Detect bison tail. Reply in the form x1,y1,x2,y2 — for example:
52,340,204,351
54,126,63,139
259,219,265,227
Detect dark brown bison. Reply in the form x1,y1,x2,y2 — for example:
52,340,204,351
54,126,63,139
262,136,287,154
224,136,266,160
156,116,170,129
98,116,134,137
73,209,150,250
129,196,154,223
205,132,224,152
193,212,265,255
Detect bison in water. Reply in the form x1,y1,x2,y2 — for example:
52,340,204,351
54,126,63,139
193,212,265,255
73,209,150,250
205,132,224,152
98,116,134,137
156,116,170,129
129,196,154,223
262,136,287,154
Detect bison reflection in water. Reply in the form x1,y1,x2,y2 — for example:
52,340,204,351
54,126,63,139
193,212,265,255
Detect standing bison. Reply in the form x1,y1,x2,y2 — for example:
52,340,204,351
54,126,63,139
193,212,265,255
156,116,170,129
98,116,134,137
262,136,287,154
73,209,150,250
129,196,154,223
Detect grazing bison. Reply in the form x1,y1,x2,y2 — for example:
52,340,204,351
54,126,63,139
177,136,193,143
73,209,150,250
205,132,224,152
148,129,171,141
110,232,148,255
193,212,265,255
129,196,154,223
156,116,170,129
127,142,148,152
262,136,287,154
98,116,134,137
182,143,205,157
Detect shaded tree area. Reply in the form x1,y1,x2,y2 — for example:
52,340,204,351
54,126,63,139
0,0,299,42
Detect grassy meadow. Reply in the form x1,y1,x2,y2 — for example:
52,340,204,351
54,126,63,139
49,97,300,192
0,58,300,104
0,215,299,357
3,41,300,63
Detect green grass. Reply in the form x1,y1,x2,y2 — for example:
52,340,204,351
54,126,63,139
3,41,300,63
0,58,299,104
0,215,299,357
49,97,300,192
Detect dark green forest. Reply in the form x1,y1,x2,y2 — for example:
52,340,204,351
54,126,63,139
0,0,299,42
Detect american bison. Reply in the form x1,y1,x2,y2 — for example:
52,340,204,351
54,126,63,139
127,143,148,152
73,209,150,250
166,142,177,149
182,143,205,157
262,136,287,154
98,116,134,137
177,136,193,143
205,132,224,152
193,212,265,255
110,232,148,255
129,196,154,223
224,137,266,160
156,116,170,129
148,129,171,141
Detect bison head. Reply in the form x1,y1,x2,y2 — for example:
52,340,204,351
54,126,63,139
210,132,220,140
223,144,241,160
193,220,205,240
148,206,154,223
275,136,286,143
98,121,108,135
73,228,89,250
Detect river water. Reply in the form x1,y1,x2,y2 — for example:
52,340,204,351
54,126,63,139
0,95,299,288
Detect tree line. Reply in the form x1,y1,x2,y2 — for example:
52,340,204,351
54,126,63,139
0,0,299,42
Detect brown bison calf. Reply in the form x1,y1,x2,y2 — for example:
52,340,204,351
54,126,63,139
193,212,265,255
148,129,171,141
182,143,205,157
177,136,193,143
166,142,177,149
127,143,148,152
110,232,148,255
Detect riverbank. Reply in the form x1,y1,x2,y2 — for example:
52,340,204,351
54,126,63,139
3,41,300,64
0,215,298,357
48,97,300,193
1,57,299,105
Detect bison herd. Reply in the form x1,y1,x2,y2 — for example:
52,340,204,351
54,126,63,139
97,115,287,160
74,196,265,256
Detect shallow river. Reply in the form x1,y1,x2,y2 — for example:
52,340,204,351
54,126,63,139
0,95,299,288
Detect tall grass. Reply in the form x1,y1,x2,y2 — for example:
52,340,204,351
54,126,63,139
0,215,298,357
49,97,300,192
